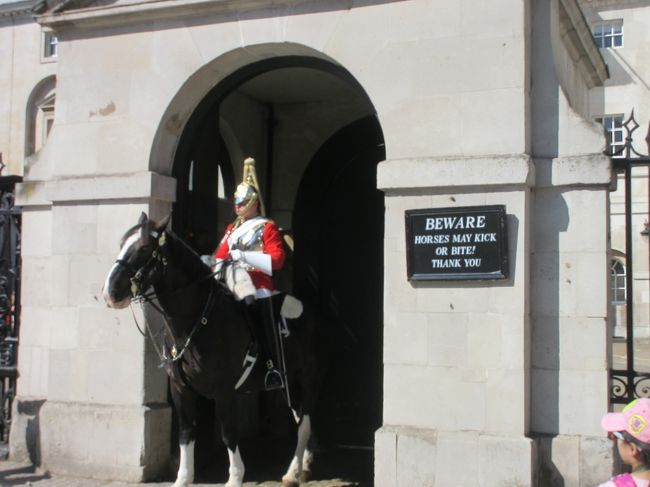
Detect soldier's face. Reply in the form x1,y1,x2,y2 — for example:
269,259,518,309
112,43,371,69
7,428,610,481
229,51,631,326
235,200,258,220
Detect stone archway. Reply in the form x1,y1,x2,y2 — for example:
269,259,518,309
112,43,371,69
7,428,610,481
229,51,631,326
151,45,385,482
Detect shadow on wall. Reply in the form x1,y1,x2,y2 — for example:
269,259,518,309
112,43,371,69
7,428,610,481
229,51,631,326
14,399,45,466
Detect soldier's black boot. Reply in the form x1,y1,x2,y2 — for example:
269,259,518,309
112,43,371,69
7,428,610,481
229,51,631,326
255,297,284,391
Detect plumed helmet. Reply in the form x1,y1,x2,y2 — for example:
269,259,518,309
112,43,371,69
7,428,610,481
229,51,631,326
233,157,265,216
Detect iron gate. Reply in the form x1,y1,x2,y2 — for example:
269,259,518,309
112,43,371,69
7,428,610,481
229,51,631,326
608,111,650,404
0,160,22,450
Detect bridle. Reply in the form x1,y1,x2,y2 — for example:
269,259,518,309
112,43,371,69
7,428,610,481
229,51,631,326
113,230,168,302
113,227,216,365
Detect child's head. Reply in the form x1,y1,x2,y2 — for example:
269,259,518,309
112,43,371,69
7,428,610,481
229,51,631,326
602,398,650,467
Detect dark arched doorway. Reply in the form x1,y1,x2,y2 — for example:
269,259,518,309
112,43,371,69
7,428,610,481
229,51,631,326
169,53,384,485
294,115,385,450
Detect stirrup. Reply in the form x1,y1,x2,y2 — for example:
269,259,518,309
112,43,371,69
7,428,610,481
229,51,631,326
264,368,285,391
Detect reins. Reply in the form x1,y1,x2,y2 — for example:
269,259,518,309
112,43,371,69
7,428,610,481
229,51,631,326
121,228,220,367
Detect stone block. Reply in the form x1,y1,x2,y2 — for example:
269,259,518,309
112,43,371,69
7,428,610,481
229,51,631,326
18,307,53,347
558,369,608,436
11,400,172,482
530,367,560,434
461,88,527,156
427,313,468,367
574,252,608,318
78,306,146,354
96,204,150,255
434,431,478,486
50,255,71,306
559,190,608,252
286,8,350,52
532,315,560,371
86,349,145,405
96,124,155,175
397,428,438,487
51,205,98,255
20,210,52,257
383,365,486,431
485,368,527,435
579,435,614,487
375,427,536,486
384,311,428,365
47,349,82,402
535,434,614,487
559,317,608,371
69,255,118,306
500,315,528,369
377,155,533,192
531,249,607,320
461,0,526,39
16,346,49,397
457,34,526,93
416,286,491,314
478,434,534,487
382,95,463,160
48,308,80,350
21,257,51,306
466,313,501,369
384,255,417,312
374,427,397,487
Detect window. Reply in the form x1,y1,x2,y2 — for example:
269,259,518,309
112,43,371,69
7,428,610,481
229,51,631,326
43,31,58,59
35,94,55,152
611,259,627,304
25,77,56,156
592,20,623,48
596,115,625,157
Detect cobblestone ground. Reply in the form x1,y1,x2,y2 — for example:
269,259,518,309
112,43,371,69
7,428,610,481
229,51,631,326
0,461,364,487
0,441,372,487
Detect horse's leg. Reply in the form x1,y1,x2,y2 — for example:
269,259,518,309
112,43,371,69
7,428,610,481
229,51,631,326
300,434,317,482
170,382,197,487
216,396,245,487
281,411,311,487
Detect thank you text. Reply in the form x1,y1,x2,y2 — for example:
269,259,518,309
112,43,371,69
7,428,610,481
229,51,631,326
405,205,508,281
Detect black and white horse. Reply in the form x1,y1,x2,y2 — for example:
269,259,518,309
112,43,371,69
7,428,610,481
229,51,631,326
102,213,321,487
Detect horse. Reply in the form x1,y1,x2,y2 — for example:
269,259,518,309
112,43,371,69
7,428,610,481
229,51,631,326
102,212,322,487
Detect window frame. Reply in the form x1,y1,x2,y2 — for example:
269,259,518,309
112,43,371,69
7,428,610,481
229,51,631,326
596,114,625,157
41,30,58,62
592,20,624,49
611,258,627,305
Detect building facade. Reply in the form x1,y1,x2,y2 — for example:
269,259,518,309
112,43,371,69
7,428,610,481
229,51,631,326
579,0,650,349
0,0,620,485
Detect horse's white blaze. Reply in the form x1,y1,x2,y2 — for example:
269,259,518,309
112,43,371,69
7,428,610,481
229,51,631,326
172,441,194,487
282,414,311,484
102,232,141,309
225,446,245,487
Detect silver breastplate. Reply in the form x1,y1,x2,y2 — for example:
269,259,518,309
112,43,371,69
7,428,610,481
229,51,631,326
229,219,267,252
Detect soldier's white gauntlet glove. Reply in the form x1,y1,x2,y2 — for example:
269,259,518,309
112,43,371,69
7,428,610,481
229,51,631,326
229,249,272,276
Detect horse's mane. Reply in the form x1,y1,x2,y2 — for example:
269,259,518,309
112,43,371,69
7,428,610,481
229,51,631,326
165,230,214,282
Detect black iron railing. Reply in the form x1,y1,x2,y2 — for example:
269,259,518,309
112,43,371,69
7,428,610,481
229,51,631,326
0,155,22,445
608,111,650,404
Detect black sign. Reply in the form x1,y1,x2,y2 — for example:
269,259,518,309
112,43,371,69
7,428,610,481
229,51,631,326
405,205,508,281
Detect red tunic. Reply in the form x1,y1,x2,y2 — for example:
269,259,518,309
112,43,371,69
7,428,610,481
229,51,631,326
214,220,286,290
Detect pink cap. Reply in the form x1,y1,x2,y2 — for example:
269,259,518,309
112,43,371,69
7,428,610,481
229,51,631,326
602,398,650,444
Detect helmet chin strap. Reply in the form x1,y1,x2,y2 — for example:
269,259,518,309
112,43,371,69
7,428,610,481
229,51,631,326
233,197,259,228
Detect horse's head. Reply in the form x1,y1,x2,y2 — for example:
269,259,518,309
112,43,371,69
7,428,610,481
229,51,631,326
102,212,170,309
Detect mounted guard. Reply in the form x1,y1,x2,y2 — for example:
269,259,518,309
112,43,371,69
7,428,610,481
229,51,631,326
212,157,287,391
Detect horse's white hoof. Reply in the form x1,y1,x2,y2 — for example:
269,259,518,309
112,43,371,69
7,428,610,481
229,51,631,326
225,482,243,487
172,478,191,487
281,475,300,487
300,469,312,482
